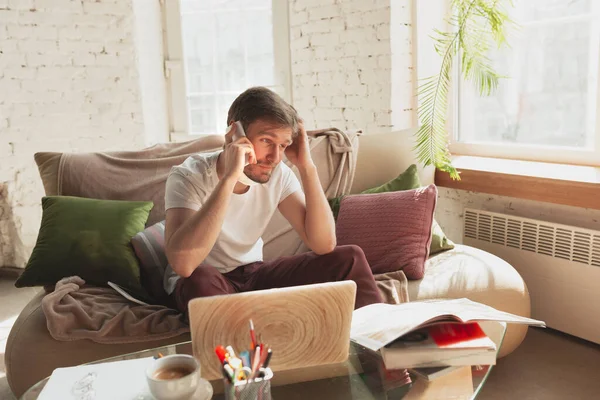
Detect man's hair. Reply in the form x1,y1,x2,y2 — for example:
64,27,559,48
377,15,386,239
227,87,299,137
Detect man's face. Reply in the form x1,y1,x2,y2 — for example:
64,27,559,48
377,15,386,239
243,119,294,184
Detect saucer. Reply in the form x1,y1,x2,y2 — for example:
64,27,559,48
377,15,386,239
191,378,213,400
139,378,213,400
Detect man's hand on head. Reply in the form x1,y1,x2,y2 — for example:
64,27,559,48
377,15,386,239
285,119,314,170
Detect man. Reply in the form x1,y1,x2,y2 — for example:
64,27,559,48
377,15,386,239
163,87,382,313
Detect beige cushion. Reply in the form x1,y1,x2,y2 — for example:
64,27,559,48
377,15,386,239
33,152,62,196
351,128,435,194
409,244,531,358
5,291,190,398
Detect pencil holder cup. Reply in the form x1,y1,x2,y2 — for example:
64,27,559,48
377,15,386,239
223,368,273,400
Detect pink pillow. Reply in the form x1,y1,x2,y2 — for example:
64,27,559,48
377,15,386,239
335,184,437,279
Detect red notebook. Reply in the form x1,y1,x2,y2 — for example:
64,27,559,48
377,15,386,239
380,322,496,369
428,322,489,347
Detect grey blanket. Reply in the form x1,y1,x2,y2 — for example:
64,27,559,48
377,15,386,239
42,276,189,344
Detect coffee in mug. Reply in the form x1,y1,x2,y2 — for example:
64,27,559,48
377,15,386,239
146,354,202,400
153,365,195,380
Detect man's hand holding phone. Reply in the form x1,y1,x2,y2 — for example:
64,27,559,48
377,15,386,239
223,121,257,183
285,119,313,170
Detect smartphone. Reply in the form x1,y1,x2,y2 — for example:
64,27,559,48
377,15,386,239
228,121,258,186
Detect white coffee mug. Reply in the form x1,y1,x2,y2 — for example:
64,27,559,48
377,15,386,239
146,354,200,400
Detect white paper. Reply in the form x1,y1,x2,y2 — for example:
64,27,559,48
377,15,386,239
38,357,155,400
351,298,546,351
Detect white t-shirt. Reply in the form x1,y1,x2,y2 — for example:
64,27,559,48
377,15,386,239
163,151,302,294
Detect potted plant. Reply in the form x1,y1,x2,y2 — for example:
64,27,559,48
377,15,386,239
416,0,514,179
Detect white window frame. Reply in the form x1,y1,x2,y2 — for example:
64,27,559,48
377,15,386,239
161,0,292,142
446,2,600,167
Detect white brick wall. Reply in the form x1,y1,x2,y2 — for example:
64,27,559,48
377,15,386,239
290,0,398,133
290,0,414,133
0,0,146,268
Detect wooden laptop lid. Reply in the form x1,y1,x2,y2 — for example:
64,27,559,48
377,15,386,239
188,280,357,380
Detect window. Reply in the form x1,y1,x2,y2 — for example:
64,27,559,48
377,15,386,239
453,0,600,166
163,0,292,140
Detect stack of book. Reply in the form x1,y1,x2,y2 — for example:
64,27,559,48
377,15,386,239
350,298,546,378
381,321,496,370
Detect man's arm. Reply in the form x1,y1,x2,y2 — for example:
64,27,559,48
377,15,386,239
278,165,336,254
165,178,236,278
279,121,336,254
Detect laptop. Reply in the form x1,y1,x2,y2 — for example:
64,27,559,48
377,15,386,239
188,280,357,380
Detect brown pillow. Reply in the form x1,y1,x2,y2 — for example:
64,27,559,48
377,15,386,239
335,185,437,279
34,136,224,226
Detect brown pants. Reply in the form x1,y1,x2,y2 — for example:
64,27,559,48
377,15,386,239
173,245,383,313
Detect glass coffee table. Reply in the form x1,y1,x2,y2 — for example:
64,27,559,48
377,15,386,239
21,322,506,400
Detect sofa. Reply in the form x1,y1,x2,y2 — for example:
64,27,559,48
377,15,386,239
6,129,530,398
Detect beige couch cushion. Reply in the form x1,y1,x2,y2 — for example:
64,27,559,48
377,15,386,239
410,244,531,358
351,128,435,194
33,152,62,196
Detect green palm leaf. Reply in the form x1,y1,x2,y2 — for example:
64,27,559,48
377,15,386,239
415,0,514,180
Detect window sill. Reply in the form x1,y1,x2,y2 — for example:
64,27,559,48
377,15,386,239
434,156,600,210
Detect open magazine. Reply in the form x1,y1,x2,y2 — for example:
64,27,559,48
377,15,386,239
351,298,545,352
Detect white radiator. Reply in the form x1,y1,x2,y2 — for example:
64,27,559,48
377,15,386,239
463,208,600,344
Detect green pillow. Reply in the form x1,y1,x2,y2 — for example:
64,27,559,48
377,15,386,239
15,196,154,298
329,164,455,255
